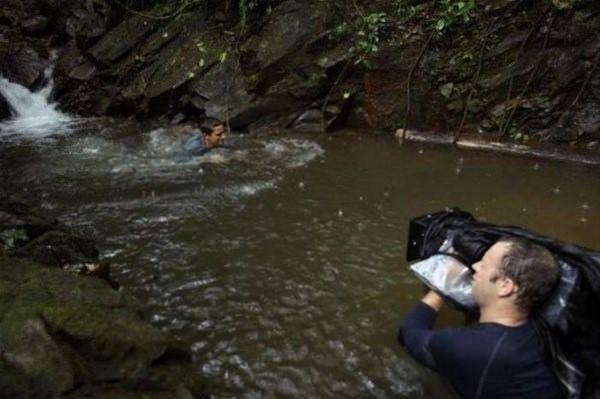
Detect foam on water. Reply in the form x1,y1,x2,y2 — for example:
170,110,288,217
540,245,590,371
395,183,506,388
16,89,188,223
0,58,74,140
264,138,324,168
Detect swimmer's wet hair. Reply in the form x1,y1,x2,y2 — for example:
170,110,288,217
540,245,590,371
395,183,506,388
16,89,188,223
200,118,224,135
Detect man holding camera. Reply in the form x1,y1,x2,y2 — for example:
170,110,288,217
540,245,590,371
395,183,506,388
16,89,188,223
399,237,562,398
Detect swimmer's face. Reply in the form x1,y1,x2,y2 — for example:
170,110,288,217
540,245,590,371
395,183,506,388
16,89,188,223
204,124,225,148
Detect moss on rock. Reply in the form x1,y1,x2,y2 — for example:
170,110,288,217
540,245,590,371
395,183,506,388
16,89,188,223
0,257,207,398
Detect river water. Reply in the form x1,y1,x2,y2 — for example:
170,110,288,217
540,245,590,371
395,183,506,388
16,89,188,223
1,120,599,398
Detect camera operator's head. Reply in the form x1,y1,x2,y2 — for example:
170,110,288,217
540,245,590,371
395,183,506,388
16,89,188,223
472,237,559,316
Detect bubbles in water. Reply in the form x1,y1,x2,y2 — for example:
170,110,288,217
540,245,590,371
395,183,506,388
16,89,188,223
264,138,324,168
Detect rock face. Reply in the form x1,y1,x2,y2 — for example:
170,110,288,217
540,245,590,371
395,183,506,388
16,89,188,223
0,258,206,398
0,47,48,88
0,0,598,142
0,199,207,398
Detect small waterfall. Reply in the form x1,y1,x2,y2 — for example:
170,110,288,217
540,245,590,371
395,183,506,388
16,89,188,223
0,56,74,140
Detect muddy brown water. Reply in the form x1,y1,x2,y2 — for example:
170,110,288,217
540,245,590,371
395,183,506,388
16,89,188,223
1,123,599,398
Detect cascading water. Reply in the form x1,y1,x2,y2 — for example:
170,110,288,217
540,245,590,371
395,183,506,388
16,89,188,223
0,55,74,140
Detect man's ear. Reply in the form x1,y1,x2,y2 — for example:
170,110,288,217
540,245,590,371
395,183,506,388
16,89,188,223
497,277,518,298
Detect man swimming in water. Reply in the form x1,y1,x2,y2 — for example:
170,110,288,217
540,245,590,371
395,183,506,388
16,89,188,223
184,119,226,156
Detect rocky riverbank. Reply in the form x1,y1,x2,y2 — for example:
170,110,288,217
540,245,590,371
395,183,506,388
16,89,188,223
0,0,598,147
0,197,208,398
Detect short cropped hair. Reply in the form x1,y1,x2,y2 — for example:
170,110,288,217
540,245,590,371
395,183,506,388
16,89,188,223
494,237,560,314
200,118,224,135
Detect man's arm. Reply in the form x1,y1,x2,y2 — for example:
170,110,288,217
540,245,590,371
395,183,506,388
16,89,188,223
398,290,445,369
421,290,445,312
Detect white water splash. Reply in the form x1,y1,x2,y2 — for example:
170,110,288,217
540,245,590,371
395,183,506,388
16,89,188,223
0,55,74,140
264,138,324,168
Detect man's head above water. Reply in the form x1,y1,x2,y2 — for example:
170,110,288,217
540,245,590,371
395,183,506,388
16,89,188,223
471,237,560,319
200,119,225,149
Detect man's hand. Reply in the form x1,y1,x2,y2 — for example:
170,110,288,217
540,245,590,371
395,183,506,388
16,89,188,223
421,290,444,312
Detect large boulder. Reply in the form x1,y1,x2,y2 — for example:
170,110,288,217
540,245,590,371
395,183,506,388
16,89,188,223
89,11,161,63
122,18,229,101
189,57,255,124
241,0,326,70
0,257,206,398
64,0,110,40
0,198,105,278
0,47,48,88
57,41,97,81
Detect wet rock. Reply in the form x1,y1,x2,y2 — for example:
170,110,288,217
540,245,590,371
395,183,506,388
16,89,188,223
0,47,48,88
0,315,81,395
113,11,199,75
293,109,321,125
92,93,111,115
89,12,160,63
57,42,97,81
0,197,57,240
20,16,49,36
65,0,109,40
547,48,584,90
9,229,99,267
242,0,326,70
0,258,207,398
577,103,600,134
190,57,255,124
68,62,96,81
123,19,227,101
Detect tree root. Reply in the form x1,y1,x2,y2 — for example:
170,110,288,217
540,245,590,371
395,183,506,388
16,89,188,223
498,9,556,140
320,57,354,133
453,2,521,144
401,31,434,141
496,6,550,138
552,49,600,134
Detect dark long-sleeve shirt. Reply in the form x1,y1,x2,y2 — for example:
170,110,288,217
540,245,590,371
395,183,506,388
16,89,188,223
400,302,562,399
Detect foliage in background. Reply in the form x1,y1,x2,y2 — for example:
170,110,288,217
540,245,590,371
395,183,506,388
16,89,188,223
0,228,27,250
433,0,476,34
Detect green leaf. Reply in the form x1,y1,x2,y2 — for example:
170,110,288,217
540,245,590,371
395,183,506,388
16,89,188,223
439,82,454,98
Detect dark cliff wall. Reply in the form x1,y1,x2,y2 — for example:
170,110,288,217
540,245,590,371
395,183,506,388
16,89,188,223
0,0,598,145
